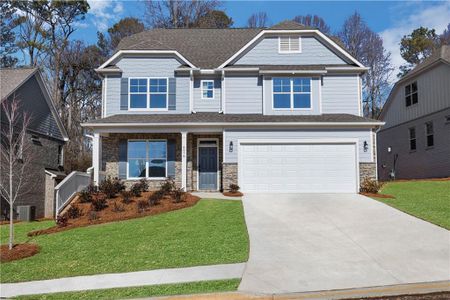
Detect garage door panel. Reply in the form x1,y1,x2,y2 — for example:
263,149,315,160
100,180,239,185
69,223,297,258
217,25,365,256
239,142,357,193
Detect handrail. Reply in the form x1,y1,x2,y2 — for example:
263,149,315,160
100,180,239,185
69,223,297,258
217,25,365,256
55,171,91,217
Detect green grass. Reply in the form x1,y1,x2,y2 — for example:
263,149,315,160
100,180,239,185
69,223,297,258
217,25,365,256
14,279,241,300
375,180,450,229
1,200,249,283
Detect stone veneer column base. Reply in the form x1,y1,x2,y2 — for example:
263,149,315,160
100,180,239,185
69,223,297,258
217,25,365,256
222,163,238,192
359,162,377,182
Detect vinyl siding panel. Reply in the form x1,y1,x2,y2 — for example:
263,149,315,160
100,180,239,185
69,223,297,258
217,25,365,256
235,36,347,65
193,77,221,112
382,64,450,129
377,108,450,180
224,75,263,114
224,128,373,163
321,75,360,115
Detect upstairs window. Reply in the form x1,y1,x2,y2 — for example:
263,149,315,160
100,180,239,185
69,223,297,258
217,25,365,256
129,78,168,110
405,82,418,107
279,36,301,53
201,80,214,99
409,127,416,151
425,122,434,147
273,77,311,110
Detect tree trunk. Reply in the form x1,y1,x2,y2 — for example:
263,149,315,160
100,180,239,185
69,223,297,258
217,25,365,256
9,150,14,250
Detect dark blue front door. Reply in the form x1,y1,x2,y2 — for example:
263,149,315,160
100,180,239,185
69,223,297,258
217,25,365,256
199,147,218,190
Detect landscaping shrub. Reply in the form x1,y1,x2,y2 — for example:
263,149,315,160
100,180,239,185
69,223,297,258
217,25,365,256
113,177,125,194
137,199,149,212
160,178,176,195
229,184,240,193
173,188,185,203
112,201,125,212
67,205,83,219
120,190,133,204
148,190,164,206
138,178,149,192
78,189,92,203
98,177,123,198
56,214,68,227
86,184,98,194
88,210,98,221
360,177,384,194
130,179,149,197
91,195,107,211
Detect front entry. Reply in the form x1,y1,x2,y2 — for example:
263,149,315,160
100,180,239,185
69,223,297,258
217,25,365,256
198,144,218,190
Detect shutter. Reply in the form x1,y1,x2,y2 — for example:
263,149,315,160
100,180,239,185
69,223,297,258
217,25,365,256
167,139,176,178
168,78,176,111
120,78,128,110
118,139,127,179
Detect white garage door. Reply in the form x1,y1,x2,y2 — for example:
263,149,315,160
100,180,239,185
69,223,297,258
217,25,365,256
239,141,358,193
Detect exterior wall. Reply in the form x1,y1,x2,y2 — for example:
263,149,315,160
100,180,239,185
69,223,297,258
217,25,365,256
377,108,450,180
193,77,221,112
224,75,263,114
382,64,450,129
321,75,360,115
263,76,321,115
234,36,347,65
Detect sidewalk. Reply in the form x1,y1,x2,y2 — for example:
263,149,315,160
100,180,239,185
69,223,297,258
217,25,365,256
0,263,245,298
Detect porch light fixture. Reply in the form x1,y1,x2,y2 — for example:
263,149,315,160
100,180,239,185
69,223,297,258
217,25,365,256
363,141,368,152
387,146,392,153
229,141,233,152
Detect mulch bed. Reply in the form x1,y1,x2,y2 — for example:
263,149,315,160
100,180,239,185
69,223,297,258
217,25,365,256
28,192,200,237
0,243,40,262
223,191,243,197
360,192,396,199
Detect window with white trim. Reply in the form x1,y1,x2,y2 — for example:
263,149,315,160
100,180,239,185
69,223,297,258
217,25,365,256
201,80,214,99
409,127,416,151
279,36,301,53
425,121,434,147
273,77,311,109
129,78,168,109
128,140,167,179
405,81,418,107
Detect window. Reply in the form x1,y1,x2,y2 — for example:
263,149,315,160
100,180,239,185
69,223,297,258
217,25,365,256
273,77,311,109
409,127,416,151
128,140,167,179
405,82,418,107
58,145,64,166
279,36,301,53
129,78,168,110
201,80,214,99
425,122,434,147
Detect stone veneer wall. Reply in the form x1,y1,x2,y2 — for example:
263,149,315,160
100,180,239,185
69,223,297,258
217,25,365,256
359,163,377,181
222,163,238,192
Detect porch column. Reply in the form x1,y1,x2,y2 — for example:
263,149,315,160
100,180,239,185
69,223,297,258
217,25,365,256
181,131,188,191
93,132,102,185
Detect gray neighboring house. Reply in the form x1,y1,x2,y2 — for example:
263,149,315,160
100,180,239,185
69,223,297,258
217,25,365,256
0,68,69,219
83,21,384,194
377,45,450,180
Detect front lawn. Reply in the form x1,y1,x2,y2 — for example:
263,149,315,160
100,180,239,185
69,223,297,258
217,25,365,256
1,199,249,283
374,180,450,229
14,279,241,300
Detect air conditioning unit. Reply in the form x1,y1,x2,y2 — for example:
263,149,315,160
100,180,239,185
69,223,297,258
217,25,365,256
17,205,36,221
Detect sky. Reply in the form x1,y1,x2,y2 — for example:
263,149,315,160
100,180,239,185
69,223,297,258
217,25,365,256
73,0,450,76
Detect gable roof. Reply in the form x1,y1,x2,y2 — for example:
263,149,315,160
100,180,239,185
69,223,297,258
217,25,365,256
269,20,313,30
379,45,450,120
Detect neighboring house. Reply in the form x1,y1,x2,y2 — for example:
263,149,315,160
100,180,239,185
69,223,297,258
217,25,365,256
377,45,450,180
82,21,383,194
0,68,69,218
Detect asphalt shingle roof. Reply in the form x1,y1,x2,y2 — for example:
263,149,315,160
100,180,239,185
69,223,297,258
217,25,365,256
402,45,450,80
0,68,37,100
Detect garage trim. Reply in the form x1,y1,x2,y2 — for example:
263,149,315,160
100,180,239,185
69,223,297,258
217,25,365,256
237,138,360,193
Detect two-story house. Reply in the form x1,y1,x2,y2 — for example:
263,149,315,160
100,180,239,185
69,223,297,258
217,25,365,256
377,45,450,180
82,21,383,193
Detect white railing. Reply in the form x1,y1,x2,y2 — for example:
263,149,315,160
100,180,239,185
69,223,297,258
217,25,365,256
55,171,91,216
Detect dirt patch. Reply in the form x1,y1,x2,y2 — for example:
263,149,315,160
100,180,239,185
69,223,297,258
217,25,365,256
223,192,243,197
361,192,396,199
0,243,40,262
28,192,200,237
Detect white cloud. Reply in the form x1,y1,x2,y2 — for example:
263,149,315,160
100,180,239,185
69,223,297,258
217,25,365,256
380,2,450,81
87,0,123,31
113,2,124,14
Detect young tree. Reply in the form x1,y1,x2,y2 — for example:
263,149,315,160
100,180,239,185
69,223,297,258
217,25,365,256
0,98,33,250
293,14,330,34
0,1,19,67
195,10,233,28
247,12,269,28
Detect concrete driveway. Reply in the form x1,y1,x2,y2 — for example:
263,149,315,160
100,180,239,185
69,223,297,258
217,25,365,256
239,193,450,294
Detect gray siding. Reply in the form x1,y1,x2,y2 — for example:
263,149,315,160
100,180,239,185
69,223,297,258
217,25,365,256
224,128,374,163
193,77,221,112
235,36,347,65
105,56,190,116
224,75,263,114
382,64,450,129
321,75,360,115
377,108,450,180
263,76,321,115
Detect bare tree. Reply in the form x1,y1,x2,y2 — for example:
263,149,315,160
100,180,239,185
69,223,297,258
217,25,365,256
247,12,269,28
293,14,330,34
143,0,221,28
0,98,33,250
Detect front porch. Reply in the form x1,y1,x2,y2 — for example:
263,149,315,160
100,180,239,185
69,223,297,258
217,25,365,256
93,131,228,192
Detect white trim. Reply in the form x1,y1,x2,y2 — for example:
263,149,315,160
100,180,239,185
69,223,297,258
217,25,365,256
128,77,169,111
218,29,365,68
103,76,108,117
93,133,101,185
220,70,225,113
98,50,196,70
196,138,220,191
357,75,362,117
189,70,194,112
200,80,215,100
262,75,266,115
374,131,378,180
259,70,327,75
181,131,187,191
45,170,58,179
272,77,313,111
278,36,302,54
126,139,168,180
369,129,374,163
319,76,323,114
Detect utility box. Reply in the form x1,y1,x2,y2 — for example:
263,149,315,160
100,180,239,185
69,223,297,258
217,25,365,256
17,205,36,221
